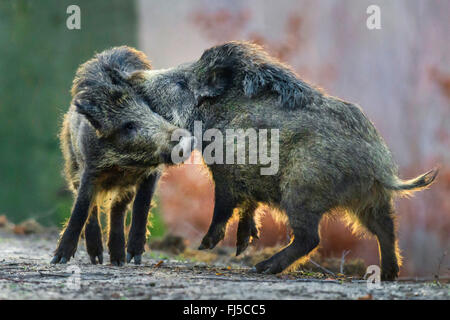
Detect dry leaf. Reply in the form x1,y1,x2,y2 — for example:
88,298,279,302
154,260,164,268
0,215,8,227
13,219,44,235
357,294,373,300
13,225,26,235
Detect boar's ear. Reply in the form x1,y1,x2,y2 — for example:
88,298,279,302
73,99,103,131
194,65,234,101
198,66,233,98
197,41,315,109
104,66,130,86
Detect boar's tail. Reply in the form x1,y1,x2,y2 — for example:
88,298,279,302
386,167,439,196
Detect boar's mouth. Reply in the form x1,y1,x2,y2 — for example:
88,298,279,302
196,95,219,109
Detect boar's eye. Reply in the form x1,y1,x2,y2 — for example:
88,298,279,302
122,121,137,133
176,80,188,90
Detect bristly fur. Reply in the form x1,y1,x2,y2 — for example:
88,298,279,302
131,41,437,280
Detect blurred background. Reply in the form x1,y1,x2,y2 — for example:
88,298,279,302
0,0,448,277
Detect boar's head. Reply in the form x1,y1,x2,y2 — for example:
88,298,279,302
71,47,195,168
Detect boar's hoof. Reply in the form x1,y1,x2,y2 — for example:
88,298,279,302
51,238,79,264
110,252,126,266
236,229,259,256
86,239,103,265
235,231,250,256
111,259,125,267
51,246,77,264
236,221,260,256
198,229,225,250
89,253,103,265
254,257,285,274
50,255,69,264
126,252,142,265
235,241,249,257
381,267,399,281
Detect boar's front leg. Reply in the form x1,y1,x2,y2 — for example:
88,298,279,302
84,205,103,264
51,171,95,264
236,201,259,256
199,181,237,250
127,172,160,265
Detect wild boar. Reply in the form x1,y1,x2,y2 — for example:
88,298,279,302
52,46,195,266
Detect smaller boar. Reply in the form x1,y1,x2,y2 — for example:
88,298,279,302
51,47,195,265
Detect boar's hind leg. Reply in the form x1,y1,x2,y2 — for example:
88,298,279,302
254,196,323,274
236,201,258,256
84,205,103,264
127,172,160,265
108,191,134,266
199,182,237,250
358,200,400,281
51,171,95,264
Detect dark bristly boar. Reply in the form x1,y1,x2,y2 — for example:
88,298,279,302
52,47,195,266
125,41,438,280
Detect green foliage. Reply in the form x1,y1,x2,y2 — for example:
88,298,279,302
0,0,138,225
148,252,170,261
148,197,166,238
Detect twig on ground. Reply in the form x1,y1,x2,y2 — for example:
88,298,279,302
434,250,448,284
309,259,336,277
38,271,71,278
340,250,351,274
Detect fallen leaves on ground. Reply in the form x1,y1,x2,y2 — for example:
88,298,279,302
154,260,164,268
0,215,8,227
13,219,44,235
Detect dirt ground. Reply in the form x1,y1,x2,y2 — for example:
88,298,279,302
0,230,448,300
